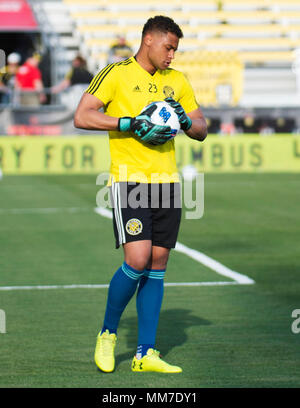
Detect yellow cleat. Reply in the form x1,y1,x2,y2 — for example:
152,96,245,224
131,348,182,373
94,330,117,373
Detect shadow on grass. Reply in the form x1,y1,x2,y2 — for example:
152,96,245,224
116,308,210,367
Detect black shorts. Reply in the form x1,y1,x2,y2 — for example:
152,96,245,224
109,182,182,249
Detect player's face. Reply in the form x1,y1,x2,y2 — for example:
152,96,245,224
147,31,179,71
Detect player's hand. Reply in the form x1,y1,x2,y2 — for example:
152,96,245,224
118,104,173,145
164,97,192,131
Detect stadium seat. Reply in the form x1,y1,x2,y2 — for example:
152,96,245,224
222,0,300,11
58,0,300,106
204,38,300,51
172,51,244,106
239,51,294,64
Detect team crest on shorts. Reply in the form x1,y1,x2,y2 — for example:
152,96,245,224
126,218,143,235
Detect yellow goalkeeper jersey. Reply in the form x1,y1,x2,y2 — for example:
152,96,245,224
86,56,198,183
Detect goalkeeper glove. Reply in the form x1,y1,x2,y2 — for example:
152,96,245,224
164,97,192,131
118,104,173,145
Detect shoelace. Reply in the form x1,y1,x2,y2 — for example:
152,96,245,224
149,349,162,359
98,334,115,356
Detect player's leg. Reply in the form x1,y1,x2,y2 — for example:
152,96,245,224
100,181,153,336
95,182,152,372
132,183,182,373
101,240,151,336
95,241,151,373
135,245,169,357
95,241,150,372
132,245,182,373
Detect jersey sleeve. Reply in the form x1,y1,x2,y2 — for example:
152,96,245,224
85,64,117,106
177,72,198,113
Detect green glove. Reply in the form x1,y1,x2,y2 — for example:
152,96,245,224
164,97,192,131
118,104,173,145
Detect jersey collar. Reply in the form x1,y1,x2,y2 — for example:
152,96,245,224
133,55,158,78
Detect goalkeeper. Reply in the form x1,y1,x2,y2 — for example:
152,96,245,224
74,15,207,374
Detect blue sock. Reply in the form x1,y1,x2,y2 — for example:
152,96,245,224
136,268,165,358
136,344,154,360
101,262,144,335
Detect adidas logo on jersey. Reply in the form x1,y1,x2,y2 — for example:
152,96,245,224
133,85,141,92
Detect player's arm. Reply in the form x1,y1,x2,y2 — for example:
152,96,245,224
74,93,119,130
74,93,172,145
185,107,207,142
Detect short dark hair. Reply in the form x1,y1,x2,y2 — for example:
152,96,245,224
142,15,183,39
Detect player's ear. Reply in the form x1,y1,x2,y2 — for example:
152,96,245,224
143,32,153,47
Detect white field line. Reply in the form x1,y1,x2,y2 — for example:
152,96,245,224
0,281,241,291
0,207,92,214
174,242,255,285
0,206,255,291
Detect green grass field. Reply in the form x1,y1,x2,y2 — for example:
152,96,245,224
0,173,300,388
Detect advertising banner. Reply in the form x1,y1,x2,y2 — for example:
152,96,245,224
0,135,300,174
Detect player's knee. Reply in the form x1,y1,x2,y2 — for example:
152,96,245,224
123,240,152,271
148,260,168,270
125,250,151,271
125,257,149,272
148,248,170,270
